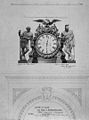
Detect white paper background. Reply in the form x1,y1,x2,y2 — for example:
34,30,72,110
0,0,89,120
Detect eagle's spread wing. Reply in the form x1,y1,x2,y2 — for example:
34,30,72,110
51,19,61,25
34,19,47,25
34,19,61,25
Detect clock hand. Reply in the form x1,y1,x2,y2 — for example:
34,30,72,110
46,40,48,53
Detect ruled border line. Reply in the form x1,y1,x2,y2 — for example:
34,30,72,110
10,3,84,6
24,16,68,19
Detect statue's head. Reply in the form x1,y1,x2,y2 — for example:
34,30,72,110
26,26,31,32
65,24,69,32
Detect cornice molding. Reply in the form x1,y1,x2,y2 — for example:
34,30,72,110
5,74,89,81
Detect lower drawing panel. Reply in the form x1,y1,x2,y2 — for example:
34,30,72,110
7,76,86,120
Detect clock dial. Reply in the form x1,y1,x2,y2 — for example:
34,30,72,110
36,33,58,55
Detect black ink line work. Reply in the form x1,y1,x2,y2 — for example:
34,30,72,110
24,16,68,19
18,19,76,63
11,3,83,6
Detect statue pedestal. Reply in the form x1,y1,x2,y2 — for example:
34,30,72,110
37,57,57,63
18,59,28,63
67,60,76,63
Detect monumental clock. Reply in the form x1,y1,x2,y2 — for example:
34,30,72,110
18,19,76,63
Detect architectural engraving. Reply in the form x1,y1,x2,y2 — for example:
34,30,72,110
13,88,31,104
18,19,76,63
42,87,52,101
17,87,76,120
64,88,82,105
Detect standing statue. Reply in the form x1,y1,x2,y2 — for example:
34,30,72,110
61,25,76,62
18,27,33,63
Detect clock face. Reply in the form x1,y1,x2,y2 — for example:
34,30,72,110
36,33,58,57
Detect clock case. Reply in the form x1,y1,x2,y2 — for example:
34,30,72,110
31,24,65,63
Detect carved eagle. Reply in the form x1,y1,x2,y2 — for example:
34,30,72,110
34,19,61,26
